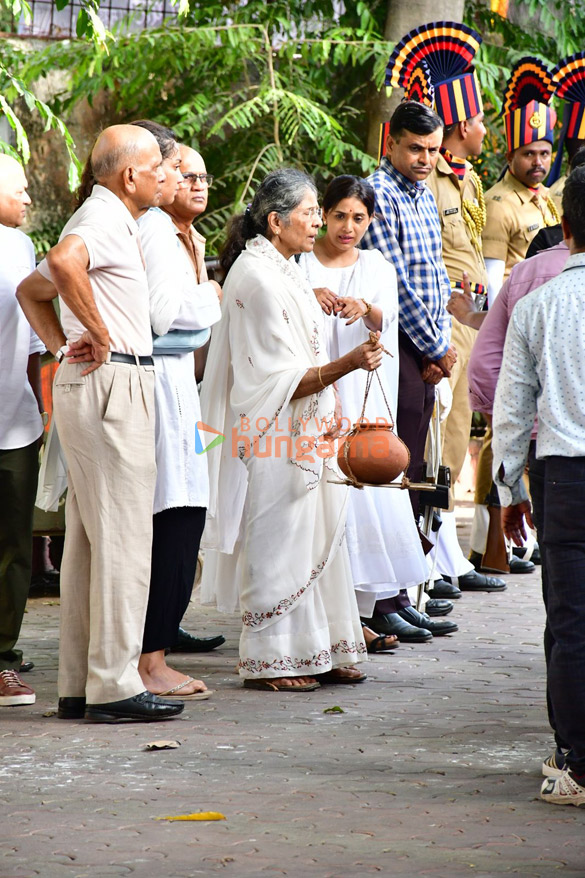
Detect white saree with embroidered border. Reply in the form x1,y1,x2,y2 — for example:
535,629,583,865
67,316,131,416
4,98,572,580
200,235,366,678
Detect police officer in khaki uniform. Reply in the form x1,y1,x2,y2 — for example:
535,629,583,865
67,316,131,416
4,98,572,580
482,58,560,302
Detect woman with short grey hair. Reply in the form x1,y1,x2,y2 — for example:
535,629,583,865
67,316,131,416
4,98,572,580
200,168,383,691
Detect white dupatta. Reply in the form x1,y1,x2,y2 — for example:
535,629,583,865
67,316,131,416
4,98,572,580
200,235,346,621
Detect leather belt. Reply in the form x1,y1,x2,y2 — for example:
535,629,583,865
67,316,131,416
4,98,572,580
110,352,154,366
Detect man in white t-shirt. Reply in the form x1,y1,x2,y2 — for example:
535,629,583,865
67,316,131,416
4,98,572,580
0,156,44,708
17,125,184,723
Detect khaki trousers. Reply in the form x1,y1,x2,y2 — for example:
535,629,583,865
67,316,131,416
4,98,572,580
441,321,477,509
53,360,156,704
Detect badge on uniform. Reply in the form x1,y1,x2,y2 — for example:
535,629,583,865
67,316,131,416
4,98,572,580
444,207,459,216
527,223,539,232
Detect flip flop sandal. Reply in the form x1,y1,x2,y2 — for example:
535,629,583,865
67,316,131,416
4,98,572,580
366,634,399,654
159,676,213,700
243,678,321,692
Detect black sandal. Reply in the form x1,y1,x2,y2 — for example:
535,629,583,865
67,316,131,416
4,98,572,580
361,624,399,654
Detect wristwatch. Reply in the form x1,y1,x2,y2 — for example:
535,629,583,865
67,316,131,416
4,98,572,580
361,298,372,316
55,349,65,363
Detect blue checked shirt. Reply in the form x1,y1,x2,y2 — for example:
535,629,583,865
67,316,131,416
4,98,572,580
361,157,451,359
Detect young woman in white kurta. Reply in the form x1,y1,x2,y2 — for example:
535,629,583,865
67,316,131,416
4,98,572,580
299,176,428,644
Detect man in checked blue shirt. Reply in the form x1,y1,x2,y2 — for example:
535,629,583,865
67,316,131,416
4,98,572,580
362,101,456,519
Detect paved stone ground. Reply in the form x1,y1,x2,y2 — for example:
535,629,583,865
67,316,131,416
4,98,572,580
2,504,584,878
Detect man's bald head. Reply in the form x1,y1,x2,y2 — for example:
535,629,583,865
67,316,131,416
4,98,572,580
89,124,166,218
91,124,160,182
0,154,31,227
178,144,203,166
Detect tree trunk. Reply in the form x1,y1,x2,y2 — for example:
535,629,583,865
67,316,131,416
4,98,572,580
366,0,466,159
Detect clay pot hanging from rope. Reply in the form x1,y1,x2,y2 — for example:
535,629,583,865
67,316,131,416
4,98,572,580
337,420,410,486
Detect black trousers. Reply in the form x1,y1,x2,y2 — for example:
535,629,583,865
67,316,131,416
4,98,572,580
532,455,585,773
527,450,568,752
142,506,207,653
396,331,436,520
374,590,412,614
0,442,38,670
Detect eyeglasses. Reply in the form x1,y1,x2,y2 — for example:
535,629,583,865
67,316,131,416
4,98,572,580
298,206,322,219
181,173,214,187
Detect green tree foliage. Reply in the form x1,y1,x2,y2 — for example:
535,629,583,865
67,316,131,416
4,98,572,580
17,0,391,249
3,0,585,247
0,4,80,182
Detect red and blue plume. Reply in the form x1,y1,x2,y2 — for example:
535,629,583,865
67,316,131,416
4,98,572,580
386,20,482,90
552,52,585,104
403,61,435,106
501,57,554,115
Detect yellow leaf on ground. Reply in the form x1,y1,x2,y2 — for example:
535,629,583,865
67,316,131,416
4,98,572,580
156,812,226,821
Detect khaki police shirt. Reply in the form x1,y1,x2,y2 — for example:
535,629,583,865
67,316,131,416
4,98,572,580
483,170,556,279
427,154,488,289
549,174,566,214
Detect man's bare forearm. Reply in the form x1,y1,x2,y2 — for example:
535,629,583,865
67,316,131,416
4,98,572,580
47,240,108,341
17,271,67,357
26,352,44,412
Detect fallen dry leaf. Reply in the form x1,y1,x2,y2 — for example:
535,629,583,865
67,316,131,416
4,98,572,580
144,740,181,751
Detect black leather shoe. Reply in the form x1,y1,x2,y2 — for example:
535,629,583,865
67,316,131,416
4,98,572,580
509,556,535,574
397,605,458,636
362,612,433,643
85,691,184,723
19,661,34,673
425,599,454,616
58,696,86,719
443,570,507,591
170,628,226,653
427,579,462,599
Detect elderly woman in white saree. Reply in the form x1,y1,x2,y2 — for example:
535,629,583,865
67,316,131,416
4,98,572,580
200,169,383,691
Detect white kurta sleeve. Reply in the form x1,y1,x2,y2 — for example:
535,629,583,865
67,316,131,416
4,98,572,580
169,280,221,331
139,210,186,336
486,258,506,303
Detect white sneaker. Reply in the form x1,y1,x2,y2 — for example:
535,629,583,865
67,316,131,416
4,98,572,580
541,770,585,806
